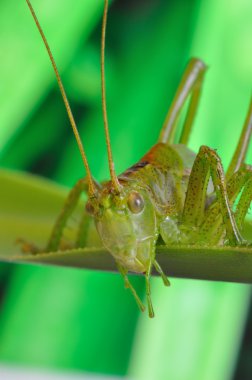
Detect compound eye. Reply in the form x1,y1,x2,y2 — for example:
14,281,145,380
127,191,145,214
85,201,95,216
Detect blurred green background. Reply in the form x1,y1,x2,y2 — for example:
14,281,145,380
0,0,252,379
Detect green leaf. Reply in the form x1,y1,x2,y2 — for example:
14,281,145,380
1,168,252,284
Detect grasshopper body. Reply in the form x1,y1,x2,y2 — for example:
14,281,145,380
25,1,252,317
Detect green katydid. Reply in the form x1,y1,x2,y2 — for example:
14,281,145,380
24,0,252,318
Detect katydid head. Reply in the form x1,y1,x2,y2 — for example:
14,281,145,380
86,184,158,272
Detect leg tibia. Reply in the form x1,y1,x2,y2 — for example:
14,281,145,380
154,260,170,286
145,261,154,318
117,263,145,313
19,178,89,255
226,101,252,179
159,58,207,145
181,146,244,245
235,178,252,230
201,165,252,242
76,209,92,248
46,178,88,252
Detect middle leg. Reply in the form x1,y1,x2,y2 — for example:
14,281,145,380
200,165,252,243
181,146,244,245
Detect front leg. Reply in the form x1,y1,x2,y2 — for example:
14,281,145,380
117,263,145,313
145,260,154,318
46,178,89,251
20,178,89,254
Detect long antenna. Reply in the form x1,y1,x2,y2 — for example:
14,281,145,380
26,0,96,196
101,0,121,193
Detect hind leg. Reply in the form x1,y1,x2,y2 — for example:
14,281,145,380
226,101,252,179
159,58,207,145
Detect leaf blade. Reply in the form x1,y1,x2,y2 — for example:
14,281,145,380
1,169,252,284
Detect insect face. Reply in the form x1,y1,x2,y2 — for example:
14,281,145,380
86,185,158,273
